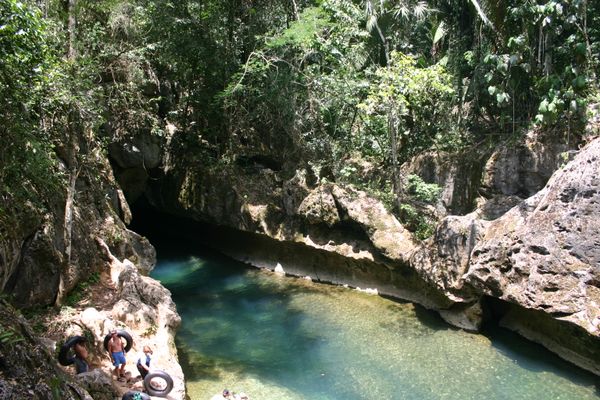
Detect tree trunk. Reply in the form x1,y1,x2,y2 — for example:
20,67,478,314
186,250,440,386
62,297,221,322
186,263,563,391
543,30,553,76
66,0,77,60
368,6,403,204
56,112,80,306
388,103,404,207
290,0,299,21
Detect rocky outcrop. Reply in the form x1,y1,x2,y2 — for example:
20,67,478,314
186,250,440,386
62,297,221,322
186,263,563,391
407,151,487,215
411,212,487,301
108,134,163,203
466,139,600,327
46,239,185,399
75,370,118,400
0,150,154,309
0,299,96,400
407,138,600,373
461,138,600,374
409,212,489,330
408,134,570,219
479,138,570,199
148,166,456,310
1,131,186,398
329,185,417,263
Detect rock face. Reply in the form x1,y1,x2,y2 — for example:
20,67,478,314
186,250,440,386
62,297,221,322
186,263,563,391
75,370,117,400
0,299,96,400
463,139,600,374
411,212,488,302
407,151,487,215
0,152,154,309
63,239,186,400
480,139,569,198
108,134,163,203
467,139,600,324
408,135,569,218
0,133,186,398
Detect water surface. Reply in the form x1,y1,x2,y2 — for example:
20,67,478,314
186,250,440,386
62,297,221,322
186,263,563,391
151,248,599,400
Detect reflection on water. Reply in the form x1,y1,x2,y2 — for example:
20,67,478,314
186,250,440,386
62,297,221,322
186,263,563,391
152,248,599,400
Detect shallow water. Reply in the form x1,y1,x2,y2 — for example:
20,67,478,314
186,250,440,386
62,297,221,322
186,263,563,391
151,248,599,400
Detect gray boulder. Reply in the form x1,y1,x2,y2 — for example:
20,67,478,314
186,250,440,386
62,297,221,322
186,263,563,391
465,138,600,374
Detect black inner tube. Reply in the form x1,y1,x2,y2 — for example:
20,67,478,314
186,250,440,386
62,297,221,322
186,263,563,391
58,336,86,366
103,330,133,353
143,370,174,397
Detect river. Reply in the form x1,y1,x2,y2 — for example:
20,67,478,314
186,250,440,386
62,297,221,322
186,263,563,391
150,242,599,400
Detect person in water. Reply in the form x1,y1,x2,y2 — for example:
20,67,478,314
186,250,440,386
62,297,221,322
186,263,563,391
210,389,232,400
136,345,153,378
107,330,127,381
73,339,89,374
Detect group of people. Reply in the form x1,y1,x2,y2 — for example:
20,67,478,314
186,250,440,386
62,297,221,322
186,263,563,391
71,330,251,399
71,329,154,383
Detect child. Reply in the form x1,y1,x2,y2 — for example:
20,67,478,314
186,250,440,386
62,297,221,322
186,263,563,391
136,345,153,378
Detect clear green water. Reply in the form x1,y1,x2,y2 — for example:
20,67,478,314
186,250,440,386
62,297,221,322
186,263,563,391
151,248,599,400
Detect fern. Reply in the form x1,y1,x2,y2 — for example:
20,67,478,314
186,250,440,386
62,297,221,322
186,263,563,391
0,327,24,345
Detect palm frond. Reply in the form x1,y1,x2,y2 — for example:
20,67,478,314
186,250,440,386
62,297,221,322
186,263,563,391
366,14,378,32
413,2,430,20
433,20,446,45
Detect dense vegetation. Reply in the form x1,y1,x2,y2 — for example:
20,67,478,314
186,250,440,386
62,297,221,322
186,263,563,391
1,0,599,240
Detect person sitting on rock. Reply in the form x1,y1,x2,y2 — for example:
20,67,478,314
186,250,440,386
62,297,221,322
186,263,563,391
107,329,127,381
136,345,153,378
73,339,89,374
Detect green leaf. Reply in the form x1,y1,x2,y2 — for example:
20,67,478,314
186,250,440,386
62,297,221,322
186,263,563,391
574,43,587,56
572,75,586,90
433,21,446,45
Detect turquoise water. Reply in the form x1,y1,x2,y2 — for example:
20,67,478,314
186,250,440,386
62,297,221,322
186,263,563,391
151,248,599,400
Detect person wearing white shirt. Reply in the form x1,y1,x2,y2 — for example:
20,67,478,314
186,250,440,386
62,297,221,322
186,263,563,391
136,345,153,378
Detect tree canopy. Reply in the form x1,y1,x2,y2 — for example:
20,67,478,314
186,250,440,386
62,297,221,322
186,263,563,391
1,0,598,239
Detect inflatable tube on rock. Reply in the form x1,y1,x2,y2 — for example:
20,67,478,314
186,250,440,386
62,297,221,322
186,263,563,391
143,370,174,397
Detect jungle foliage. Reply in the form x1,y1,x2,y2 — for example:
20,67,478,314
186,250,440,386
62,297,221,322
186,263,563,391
1,0,599,238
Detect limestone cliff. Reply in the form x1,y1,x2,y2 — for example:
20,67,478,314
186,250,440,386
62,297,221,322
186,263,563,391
0,140,186,398
137,125,600,376
464,138,600,374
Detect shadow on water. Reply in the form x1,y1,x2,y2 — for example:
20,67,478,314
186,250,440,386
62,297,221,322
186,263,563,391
483,323,600,393
412,303,454,331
